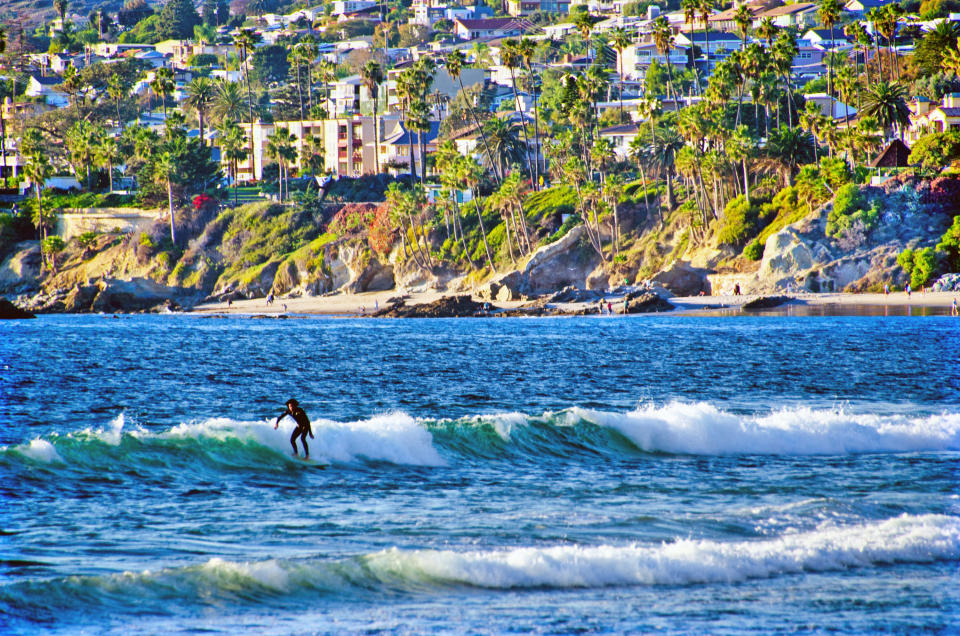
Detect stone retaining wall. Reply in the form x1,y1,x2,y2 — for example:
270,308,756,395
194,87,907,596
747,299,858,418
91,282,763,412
55,208,163,240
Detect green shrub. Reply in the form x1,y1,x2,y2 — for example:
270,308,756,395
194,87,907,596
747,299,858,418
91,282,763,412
899,247,942,288
76,231,99,248
826,183,880,239
936,215,960,271
715,195,758,247
743,238,764,261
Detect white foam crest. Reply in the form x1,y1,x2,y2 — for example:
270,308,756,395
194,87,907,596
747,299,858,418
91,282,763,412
14,439,63,463
369,514,960,589
198,557,292,591
482,412,529,441
75,413,129,446
165,412,445,466
576,402,960,455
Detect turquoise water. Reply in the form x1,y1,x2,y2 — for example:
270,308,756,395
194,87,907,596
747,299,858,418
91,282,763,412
1,314,959,634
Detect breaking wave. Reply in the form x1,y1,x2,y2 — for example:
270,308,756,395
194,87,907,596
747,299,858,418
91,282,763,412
3,514,957,619
2,403,957,476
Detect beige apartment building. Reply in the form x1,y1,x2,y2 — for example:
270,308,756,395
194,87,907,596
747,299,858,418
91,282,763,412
232,116,379,181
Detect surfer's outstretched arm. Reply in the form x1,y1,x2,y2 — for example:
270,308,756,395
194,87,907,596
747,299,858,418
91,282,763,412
274,412,288,429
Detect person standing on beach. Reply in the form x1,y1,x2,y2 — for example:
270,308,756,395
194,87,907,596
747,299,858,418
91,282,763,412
906,283,912,299
952,297,958,316
275,398,313,459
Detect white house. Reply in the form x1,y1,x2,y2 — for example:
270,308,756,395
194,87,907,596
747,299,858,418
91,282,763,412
25,75,69,108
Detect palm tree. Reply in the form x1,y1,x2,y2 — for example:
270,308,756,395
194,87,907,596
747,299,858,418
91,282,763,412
572,11,596,62
459,156,495,272
765,125,814,186
818,0,841,100
733,4,752,52
219,120,248,205
771,31,798,127
867,7,886,80
66,120,99,190
107,73,129,128
698,0,716,79
482,116,526,179
501,39,533,183
150,67,175,118
861,80,909,140
184,77,216,146
682,0,703,94
266,127,296,202
361,59,384,174
24,151,53,241
96,135,122,192
517,37,542,189
943,40,960,76
212,80,245,123
608,27,632,117
877,4,903,81
757,17,776,48
314,60,336,117
446,50,499,183
800,101,823,163
652,16,677,103
288,42,310,125
234,28,261,178
154,150,179,243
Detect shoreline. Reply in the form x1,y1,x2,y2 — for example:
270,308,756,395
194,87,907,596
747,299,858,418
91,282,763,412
188,289,960,317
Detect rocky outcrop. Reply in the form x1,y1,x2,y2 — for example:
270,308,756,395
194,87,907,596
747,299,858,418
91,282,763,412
649,260,711,296
23,277,185,314
373,294,489,318
622,292,674,314
932,273,960,292
0,298,35,319
741,295,791,310
522,226,600,294
477,271,524,302
0,242,43,293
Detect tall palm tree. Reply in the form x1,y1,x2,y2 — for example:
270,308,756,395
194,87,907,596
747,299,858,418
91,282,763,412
818,0,841,100
771,31,798,127
266,127,296,202
681,0,703,94
698,0,716,79
219,120,248,205
572,11,596,62
733,4,752,52
517,37,542,188
608,27,632,117
154,150,179,243
500,38,533,183
652,16,677,103
66,120,99,190
150,67,175,118
23,151,53,241
765,125,814,186
107,73,129,128
800,101,824,163
395,68,418,181
234,28,261,178
867,7,885,80
184,77,216,145
446,50,498,183
288,42,311,125
861,80,909,140
212,80,245,123
96,135,122,192
877,4,903,81
756,17,776,48
482,116,525,179
360,59,383,174
54,0,69,24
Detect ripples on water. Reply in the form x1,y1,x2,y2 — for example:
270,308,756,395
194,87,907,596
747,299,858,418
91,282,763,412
1,314,958,634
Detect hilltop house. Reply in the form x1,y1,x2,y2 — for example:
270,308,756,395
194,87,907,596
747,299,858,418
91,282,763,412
453,17,530,40
25,75,68,108
755,2,818,29
906,94,960,143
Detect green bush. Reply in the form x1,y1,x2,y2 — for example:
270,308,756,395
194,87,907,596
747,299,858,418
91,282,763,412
826,183,880,239
715,195,758,247
936,214,960,271
743,238,764,261
899,247,942,288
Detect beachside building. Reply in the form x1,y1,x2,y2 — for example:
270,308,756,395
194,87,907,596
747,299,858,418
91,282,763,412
453,17,530,40
617,42,690,80
906,94,960,143
506,0,571,17
230,116,379,181
755,2,818,29
599,122,641,159
25,75,68,108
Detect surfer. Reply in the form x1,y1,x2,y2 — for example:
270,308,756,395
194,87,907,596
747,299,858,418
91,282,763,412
275,398,314,459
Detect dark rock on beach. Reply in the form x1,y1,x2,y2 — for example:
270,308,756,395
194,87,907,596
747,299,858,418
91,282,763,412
373,294,491,318
623,292,675,314
0,298,36,319
741,295,791,311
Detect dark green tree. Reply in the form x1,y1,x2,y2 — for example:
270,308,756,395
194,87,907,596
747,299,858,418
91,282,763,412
251,44,290,84
157,0,202,41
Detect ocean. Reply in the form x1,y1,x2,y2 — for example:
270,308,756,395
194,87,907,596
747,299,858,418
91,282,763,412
1,313,958,634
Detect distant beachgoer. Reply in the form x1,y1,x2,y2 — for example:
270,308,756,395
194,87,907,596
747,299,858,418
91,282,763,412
275,398,313,459
607,301,612,314
598,299,604,315
734,283,741,296
952,297,958,316
266,292,274,306
884,284,890,296
906,284,912,299
375,300,379,311
360,306,365,315
282,303,287,312
786,282,792,295
227,298,233,307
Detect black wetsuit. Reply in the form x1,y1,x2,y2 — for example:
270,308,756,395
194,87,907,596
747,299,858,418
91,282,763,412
277,406,313,456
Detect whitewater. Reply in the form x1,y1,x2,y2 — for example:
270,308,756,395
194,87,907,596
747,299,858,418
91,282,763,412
2,313,959,634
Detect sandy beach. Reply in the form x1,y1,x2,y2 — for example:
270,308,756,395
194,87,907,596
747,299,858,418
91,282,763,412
190,288,960,316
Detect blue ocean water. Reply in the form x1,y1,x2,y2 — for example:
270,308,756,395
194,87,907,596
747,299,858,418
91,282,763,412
1,313,959,635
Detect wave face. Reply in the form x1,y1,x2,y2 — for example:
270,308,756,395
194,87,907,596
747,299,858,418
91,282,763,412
3,404,959,476
3,514,957,619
